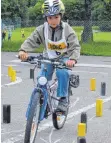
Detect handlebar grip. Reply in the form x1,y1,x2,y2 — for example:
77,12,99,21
15,55,20,59
63,62,75,67
16,55,36,61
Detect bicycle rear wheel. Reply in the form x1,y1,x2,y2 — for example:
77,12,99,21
24,92,41,143
52,97,69,130
52,108,69,129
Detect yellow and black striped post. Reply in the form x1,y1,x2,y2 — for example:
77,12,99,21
81,112,87,133
77,123,86,137
77,138,86,143
77,123,86,143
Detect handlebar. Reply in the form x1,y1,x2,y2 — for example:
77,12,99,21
17,55,73,70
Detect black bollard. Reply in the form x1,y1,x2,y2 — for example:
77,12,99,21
30,69,34,79
101,82,106,96
77,137,86,143
81,112,87,133
3,105,11,123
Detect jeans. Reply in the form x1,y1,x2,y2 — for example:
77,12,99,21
26,58,70,118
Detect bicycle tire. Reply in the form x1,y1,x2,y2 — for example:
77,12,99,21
24,91,41,143
52,96,69,130
52,108,69,129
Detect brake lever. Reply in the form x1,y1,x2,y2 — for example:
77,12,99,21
56,62,72,70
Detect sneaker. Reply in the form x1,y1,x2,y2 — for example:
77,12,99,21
57,97,68,112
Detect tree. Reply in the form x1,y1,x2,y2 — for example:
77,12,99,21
29,0,43,20
81,0,93,43
80,0,111,42
62,0,84,20
1,0,8,13
99,0,111,31
31,0,38,6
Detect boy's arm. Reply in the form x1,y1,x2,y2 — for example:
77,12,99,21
66,25,81,63
19,25,43,52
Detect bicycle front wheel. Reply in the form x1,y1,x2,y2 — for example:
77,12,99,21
24,92,41,143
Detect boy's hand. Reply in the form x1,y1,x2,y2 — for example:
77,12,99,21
18,51,28,61
65,60,76,68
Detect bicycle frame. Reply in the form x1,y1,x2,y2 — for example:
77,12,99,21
32,70,59,122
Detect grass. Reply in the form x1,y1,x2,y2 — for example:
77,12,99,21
1,26,111,56
81,42,111,56
72,26,99,33
93,32,111,42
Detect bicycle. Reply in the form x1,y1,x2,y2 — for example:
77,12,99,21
20,54,79,143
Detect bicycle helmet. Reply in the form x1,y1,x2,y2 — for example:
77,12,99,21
42,0,65,17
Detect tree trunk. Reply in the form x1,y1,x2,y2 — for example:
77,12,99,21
81,0,93,43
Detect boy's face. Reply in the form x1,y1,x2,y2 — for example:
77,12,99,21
47,14,61,28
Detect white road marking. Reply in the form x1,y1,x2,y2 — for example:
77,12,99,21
88,115,95,121
88,108,109,122
1,74,8,77
2,96,111,143
72,70,108,75
40,138,49,143
10,60,29,65
70,97,80,108
1,77,22,87
3,64,18,67
76,63,111,68
10,59,21,63
54,139,61,143
49,128,54,143
1,129,24,135
40,128,61,143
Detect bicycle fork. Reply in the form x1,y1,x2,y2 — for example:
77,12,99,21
38,87,49,121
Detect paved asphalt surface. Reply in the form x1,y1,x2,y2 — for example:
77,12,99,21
1,52,111,143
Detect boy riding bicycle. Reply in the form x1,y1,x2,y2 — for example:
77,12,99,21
19,0,81,115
